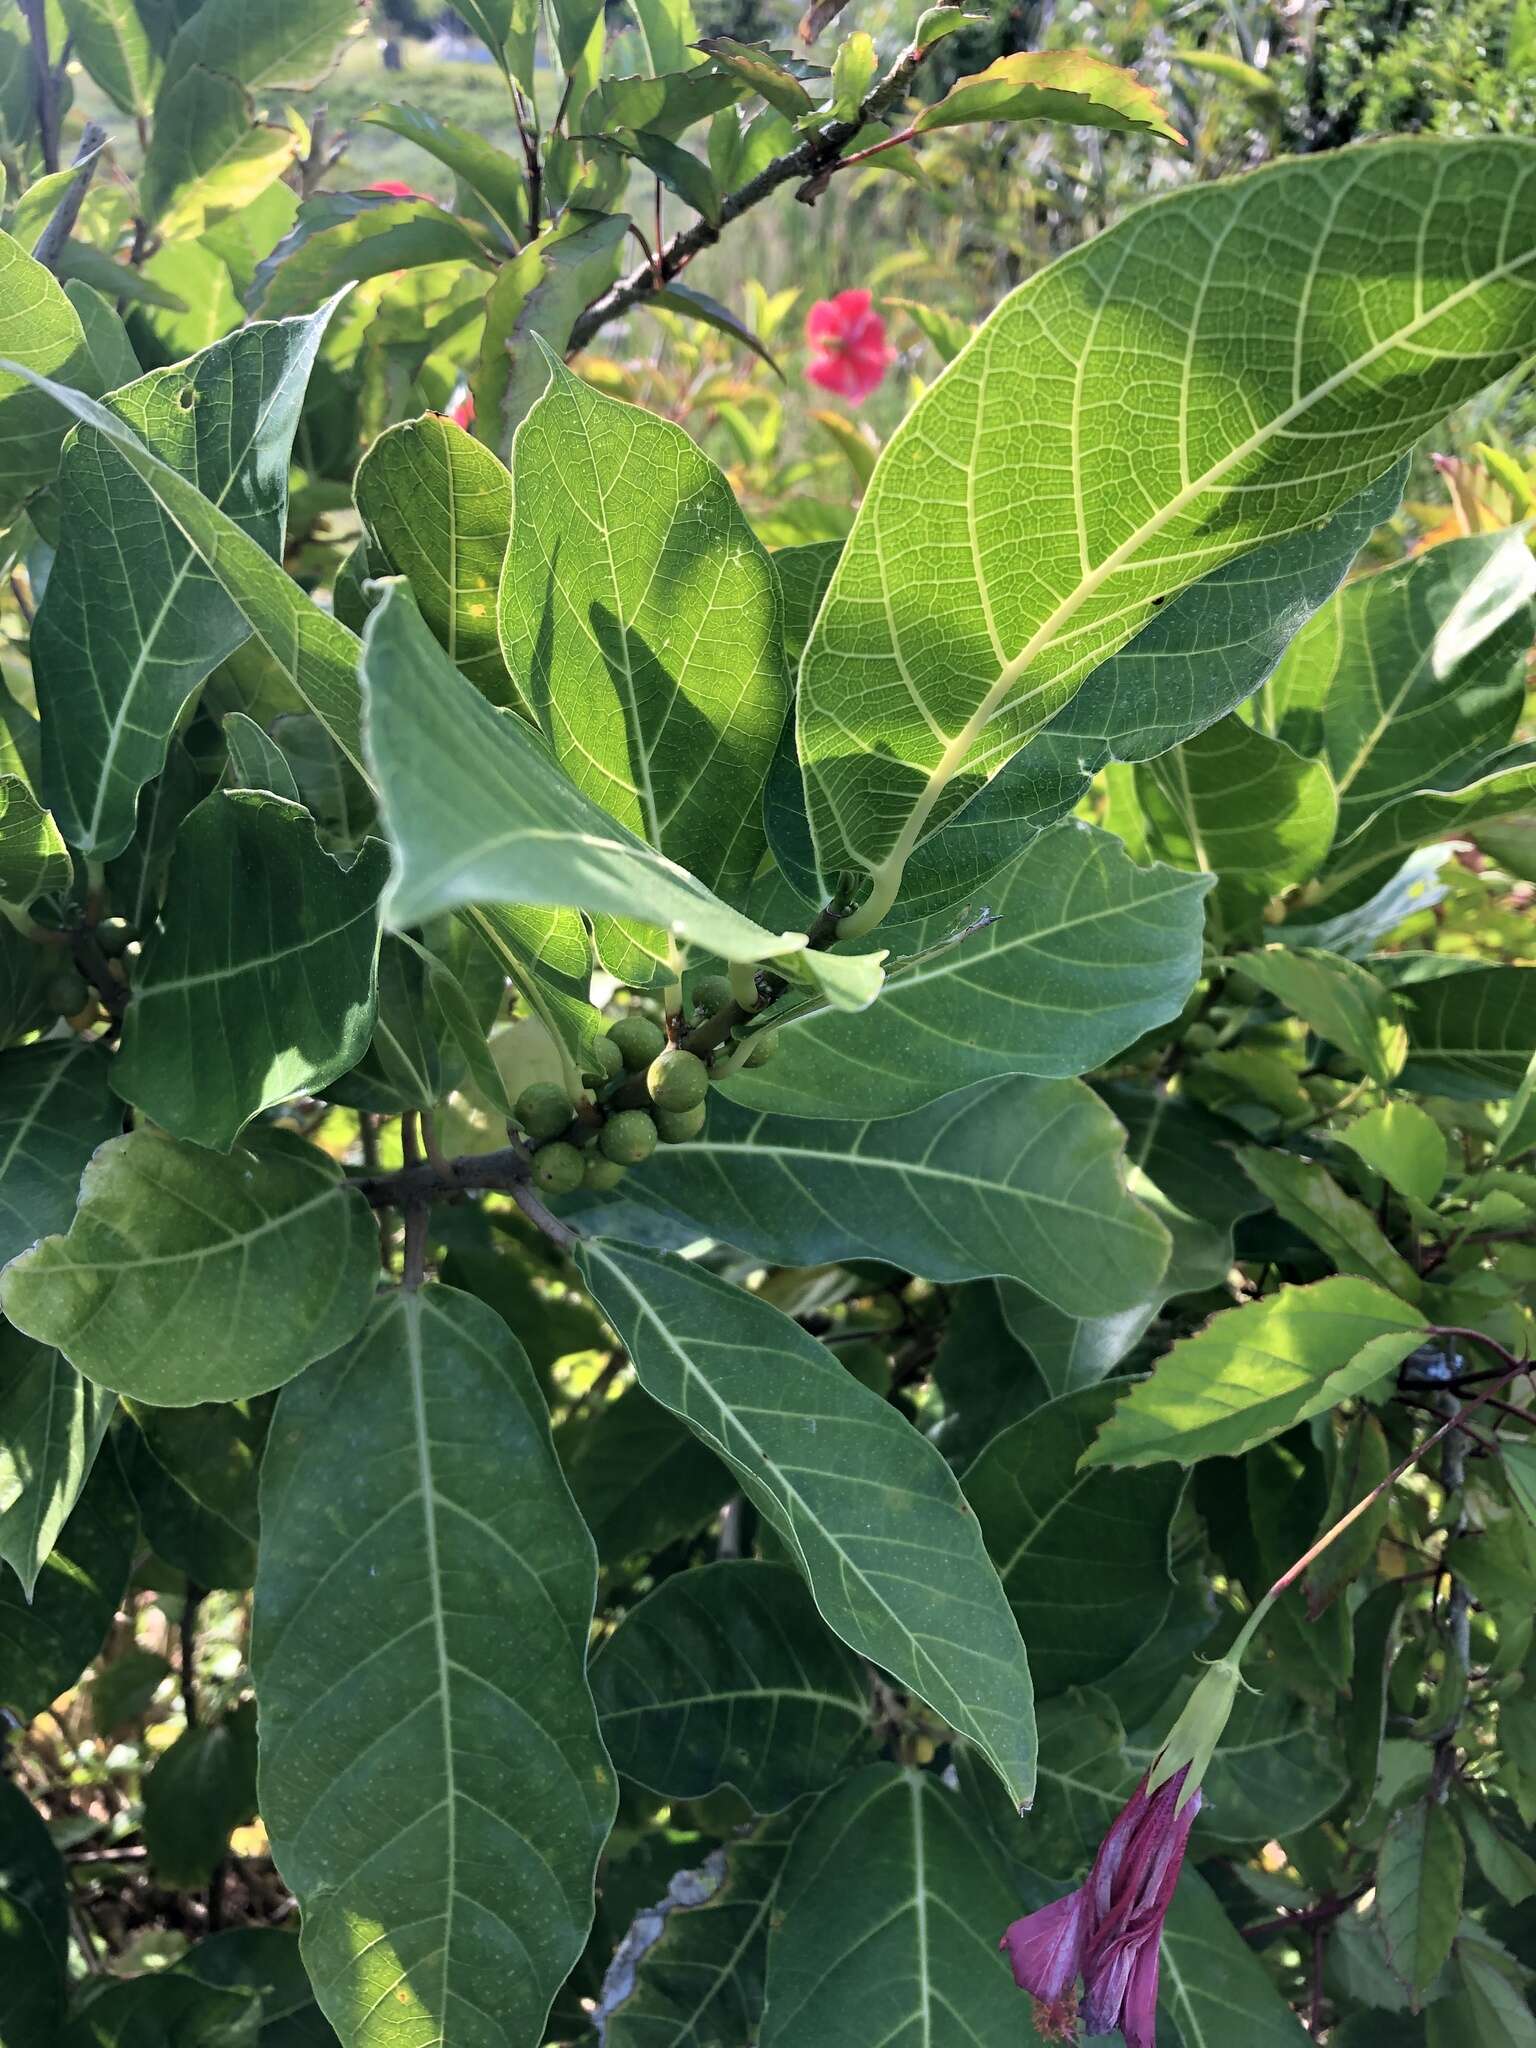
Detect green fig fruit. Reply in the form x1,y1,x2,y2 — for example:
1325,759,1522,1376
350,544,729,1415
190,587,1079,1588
45,970,91,1017
744,1032,779,1068
515,1081,573,1141
94,917,138,959
655,1102,706,1143
689,973,735,1018
583,1154,628,1192
600,1108,658,1165
532,1141,584,1194
587,1035,625,1083
646,1047,709,1112
606,1014,667,1072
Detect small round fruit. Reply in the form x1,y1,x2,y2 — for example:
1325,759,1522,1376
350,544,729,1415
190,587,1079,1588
94,917,137,959
587,1035,624,1084
606,1014,667,1073
1182,1022,1219,1053
532,1141,584,1195
45,970,90,1017
690,973,735,1019
647,1047,709,1112
600,1108,658,1165
744,1033,778,1068
515,1081,573,1141
655,1102,706,1144
583,1153,628,1192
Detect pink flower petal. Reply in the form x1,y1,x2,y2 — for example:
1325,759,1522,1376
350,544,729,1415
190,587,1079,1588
1000,1888,1089,2002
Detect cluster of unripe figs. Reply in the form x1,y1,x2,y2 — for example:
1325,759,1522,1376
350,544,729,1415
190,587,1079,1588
510,974,776,1199
42,916,138,1024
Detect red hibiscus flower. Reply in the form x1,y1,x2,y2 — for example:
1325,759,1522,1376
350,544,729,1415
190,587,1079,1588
446,388,475,430
1000,1766,1200,2047
804,288,895,403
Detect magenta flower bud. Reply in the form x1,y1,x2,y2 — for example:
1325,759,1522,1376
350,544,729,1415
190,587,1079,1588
999,1766,1201,2048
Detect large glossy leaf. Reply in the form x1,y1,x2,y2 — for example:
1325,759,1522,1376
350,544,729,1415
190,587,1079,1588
361,582,884,1008
630,1076,1171,1318
1,1127,378,1405
591,1560,870,1811
797,140,1536,920
57,1973,262,2046
0,228,96,521
599,1807,801,2048
9,361,369,778
254,1285,614,2048
768,467,1403,924
1135,715,1339,935
0,1325,114,1598
1130,1680,1348,1844
31,312,334,859
1398,965,1536,1097
723,822,1210,1119
1267,526,1535,834
159,0,362,94
963,1384,1184,1700
578,1241,1036,1810
500,358,790,979
0,1441,136,1721
1314,746,1536,912
58,0,161,114
759,1766,1025,2045
1159,1871,1311,2046
354,416,515,705
1080,1277,1427,1470
1232,946,1407,1086
141,67,298,238
0,1040,119,1267
113,793,389,1149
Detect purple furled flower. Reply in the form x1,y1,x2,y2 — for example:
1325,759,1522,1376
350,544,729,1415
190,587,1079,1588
999,1766,1200,2047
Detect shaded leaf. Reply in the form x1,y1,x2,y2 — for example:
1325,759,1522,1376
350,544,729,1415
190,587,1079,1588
1399,965,1536,1097
1232,946,1407,1086
1236,1148,1421,1296
1159,1869,1311,2046
0,1324,114,1597
1,1126,378,1405
0,227,96,522
0,1039,119,1267
143,1699,259,1889
0,1441,135,1722
1376,1799,1465,2006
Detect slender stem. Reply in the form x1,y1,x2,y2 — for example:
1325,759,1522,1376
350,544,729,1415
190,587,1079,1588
402,1201,429,1289
19,0,60,174
511,1179,580,1251
180,1585,203,1728
567,32,938,352
32,123,107,276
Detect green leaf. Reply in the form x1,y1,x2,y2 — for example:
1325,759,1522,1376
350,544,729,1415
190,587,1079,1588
1080,1276,1427,1469
224,711,301,801
62,281,141,394
759,1766,1025,2045
1268,531,1535,841
0,1039,119,1266
1135,715,1339,935
914,49,1183,139
0,1323,113,1598
500,356,789,975
1430,1943,1536,2048
632,1076,1171,1318
30,307,336,862
0,774,70,917
591,1559,870,1810
361,581,884,1008
1316,746,1536,913
826,31,877,119
1159,1870,1311,2046
578,1241,1036,1811
252,195,494,320
598,1806,799,2048
963,1383,1184,1699
174,1928,336,2046
0,1772,69,1968
0,1892,65,2048
1400,965,1536,1097
142,1699,259,1889
113,793,389,1148
118,1406,259,1590
598,128,721,224
1376,1799,1465,2005
0,1440,135,1721
796,139,1536,916
58,1974,261,2047
692,37,814,117
141,67,297,238
726,823,1210,1118
253,1284,614,2048
363,102,528,243
559,1381,731,1568
0,227,96,521
58,0,160,115
471,211,629,454
1459,1791,1536,1906
159,0,363,95
1,1126,378,1405
1236,1148,1422,1296
355,416,515,706
1231,946,1407,1086
643,281,786,379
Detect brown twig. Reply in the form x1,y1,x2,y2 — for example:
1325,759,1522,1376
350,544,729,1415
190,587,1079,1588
18,0,61,174
567,33,938,352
